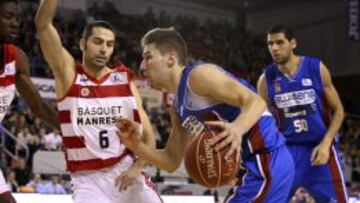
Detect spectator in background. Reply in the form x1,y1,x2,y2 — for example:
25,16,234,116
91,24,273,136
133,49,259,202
43,175,67,194
42,129,62,151
16,127,34,153
26,173,46,193
6,171,18,193
14,157,30,187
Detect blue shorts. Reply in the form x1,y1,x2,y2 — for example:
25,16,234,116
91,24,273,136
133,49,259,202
287,144,348,203
224,145,294,203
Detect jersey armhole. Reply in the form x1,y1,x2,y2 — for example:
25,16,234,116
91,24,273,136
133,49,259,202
57,66,79,102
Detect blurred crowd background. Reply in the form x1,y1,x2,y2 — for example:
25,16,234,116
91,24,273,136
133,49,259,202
0,1,359,202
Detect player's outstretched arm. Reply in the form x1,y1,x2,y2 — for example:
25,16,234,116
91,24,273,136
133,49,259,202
15,49,59,129
117,108,190,173
35,0,75,98
190,64,267,158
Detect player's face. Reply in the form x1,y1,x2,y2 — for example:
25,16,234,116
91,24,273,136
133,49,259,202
82,27,115,69
267,33,296,65
0,2,21,43
141,43,169,89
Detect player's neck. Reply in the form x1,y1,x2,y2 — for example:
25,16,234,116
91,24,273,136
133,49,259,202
166,65,184,94
279,55,301,77
83,62,111,80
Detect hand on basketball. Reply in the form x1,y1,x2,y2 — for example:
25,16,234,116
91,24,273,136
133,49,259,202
116,118,141,151
205,121,242,161
115,164,141,191
311,141,331,166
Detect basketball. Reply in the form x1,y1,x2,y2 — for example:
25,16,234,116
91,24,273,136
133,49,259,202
184,129,240,188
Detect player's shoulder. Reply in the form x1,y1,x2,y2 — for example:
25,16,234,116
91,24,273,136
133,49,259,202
302,55,321,63
189,63,225,81
262,62,278,81
3,43,21,57
111,62,132,73
302,56,322,72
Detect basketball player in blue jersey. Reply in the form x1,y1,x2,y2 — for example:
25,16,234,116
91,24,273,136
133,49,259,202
257,24,348,203
117,27,295,203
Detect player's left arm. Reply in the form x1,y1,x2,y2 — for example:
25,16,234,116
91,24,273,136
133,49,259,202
311,62,345,166
191,64,267,159
15,48,60,129
115,81,156,191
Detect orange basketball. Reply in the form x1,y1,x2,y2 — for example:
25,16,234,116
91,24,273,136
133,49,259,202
184,129,240,188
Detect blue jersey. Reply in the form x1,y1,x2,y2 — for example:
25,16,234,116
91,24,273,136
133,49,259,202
264,56,333,144
174,62,285,160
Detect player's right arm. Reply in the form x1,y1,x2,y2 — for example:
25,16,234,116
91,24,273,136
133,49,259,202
35,0,75,98
117,108,191,173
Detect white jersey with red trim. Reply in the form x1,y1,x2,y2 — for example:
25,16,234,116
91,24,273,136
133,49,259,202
57,64,142,172
0,44,17,122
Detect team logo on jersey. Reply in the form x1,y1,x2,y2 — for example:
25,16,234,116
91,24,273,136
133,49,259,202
274,89,316,108
182,115,205,137
4,61,16,76
111,73,126,84
274,82,281,93
79,75,89,82
302,78,312,86
80,87,90,97
111,74,122,83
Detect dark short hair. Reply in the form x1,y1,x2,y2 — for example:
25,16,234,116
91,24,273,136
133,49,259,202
82,20,116,41
267,24,295,41
141,27,187,66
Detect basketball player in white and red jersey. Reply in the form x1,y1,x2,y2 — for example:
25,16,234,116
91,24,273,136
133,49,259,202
0,1,59,202
35,0,162,203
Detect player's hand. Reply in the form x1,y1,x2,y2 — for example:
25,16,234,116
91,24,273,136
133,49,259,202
311,141,331,166
115,164,141,191
116,118,141,151
205,121,243,161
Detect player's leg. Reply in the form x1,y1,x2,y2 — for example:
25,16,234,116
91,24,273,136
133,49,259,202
285,144,310,202
304,145,348,203
224,145,294,203
123,171,163,203
71,171,113,203
0,170,16,203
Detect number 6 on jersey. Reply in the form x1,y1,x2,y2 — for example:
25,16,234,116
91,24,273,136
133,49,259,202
99,130,109,148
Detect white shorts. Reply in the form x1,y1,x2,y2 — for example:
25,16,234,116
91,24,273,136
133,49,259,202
0,169,10,194
71,155,163,203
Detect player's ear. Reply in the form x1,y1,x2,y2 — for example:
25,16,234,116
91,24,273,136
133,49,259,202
290,38,297,49
167,52,176,68
79,38,85,51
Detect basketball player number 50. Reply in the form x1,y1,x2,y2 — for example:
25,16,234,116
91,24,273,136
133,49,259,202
293,119,308,133
99,130,109,149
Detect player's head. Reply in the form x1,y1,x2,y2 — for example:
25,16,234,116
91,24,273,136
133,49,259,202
80,20,116,69
0,0,21,43
267,24,297,65
140,27,187,89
